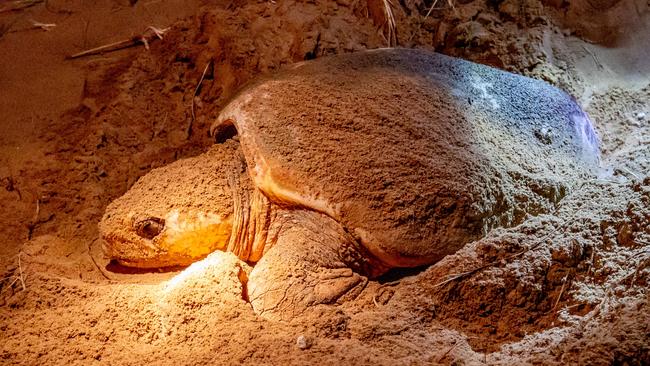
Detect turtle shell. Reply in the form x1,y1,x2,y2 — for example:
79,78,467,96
214,48,600,267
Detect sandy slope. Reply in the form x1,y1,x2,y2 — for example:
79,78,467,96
0,0,648,364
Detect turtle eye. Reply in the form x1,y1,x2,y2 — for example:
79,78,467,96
134,217,165,239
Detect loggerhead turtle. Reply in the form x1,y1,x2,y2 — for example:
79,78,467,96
100,48,600,320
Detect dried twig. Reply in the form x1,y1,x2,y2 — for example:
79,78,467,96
553,275,568,311
431,233,550,288
69,39,136,59
582,45,603,69
437,341,459,363
30,20,56,31
578,289,611,330
4,276,20,292
407,0,455,42
186,61,212,139
67,26,168,59
591,178,623,185
614,166,640,181
33,198,40,222
0,253,27,295
424,0,443,20
17,252,26,291
587,244,596,276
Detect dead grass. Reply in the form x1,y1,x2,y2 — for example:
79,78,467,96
0,253,26,296
381,0,397,46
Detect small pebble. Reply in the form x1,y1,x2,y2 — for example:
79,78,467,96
296,335,311,350
635,112,646,121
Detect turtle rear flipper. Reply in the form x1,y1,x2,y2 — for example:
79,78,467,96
247,210,376,321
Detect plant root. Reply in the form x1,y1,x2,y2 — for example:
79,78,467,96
0,253,27,296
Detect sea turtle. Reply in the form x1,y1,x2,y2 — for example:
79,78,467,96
100,48,600,320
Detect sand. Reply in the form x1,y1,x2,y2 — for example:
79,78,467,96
0,0,648,364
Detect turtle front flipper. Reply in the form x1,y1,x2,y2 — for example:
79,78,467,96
247,210,385,321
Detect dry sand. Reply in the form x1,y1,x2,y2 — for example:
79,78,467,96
0,0,648,364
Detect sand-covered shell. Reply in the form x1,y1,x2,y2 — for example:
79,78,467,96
214,48,600,267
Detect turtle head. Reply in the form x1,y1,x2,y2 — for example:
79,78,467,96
99,142,243,268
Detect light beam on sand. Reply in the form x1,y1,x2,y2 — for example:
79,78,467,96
156,254,227,341
162,253,225,294
571,111,601,159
